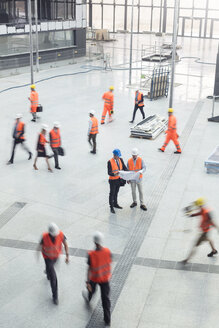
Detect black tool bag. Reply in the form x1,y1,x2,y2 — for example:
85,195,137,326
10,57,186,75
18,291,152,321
37,105,43,112
119,178,126,187
58,147,65,156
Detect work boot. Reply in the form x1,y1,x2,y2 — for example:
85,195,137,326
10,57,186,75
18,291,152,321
158,148,164,152
110,207,115,214
53,297,59,305
101,122,105,125
90,150,96,154
28,152,32,160
33,164,38,170
105,323,111,327
7,160,13,165
181,259,188,265
129,120,134,123
140,204,147,211
174,151,181,154
207,250,218,257
114,204,123,209
31,119,36,122
130,202,137,208
48,168,53,173
55,166,61,170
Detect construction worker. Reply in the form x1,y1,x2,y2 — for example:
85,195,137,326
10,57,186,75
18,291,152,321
88,110,99,154
158,108,181,154
7,114,32,165
82,232,111,327
33,124,52,172
129,90,145,123
101,86,114,124
38,223,69,305
49,122,62,169
108,149,127,214
182,198,218,264
127,148,147,211
28,84,39,122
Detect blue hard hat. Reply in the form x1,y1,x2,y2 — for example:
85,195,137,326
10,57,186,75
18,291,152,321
113,149,121,157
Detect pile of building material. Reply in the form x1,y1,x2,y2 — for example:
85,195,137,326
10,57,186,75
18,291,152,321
130,114,167,139
205,146,219,173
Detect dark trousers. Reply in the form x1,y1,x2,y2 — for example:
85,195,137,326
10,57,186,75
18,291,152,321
88,280,111,325
109,179,120,208
51,147,60,167
44,258,58,300
132,104,145,122
10,139,30,163
88,134,97,153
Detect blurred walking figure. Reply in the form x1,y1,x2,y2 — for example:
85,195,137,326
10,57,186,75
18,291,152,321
33,124,52,172
108,149,127,214
101,86,114,124
88,110,99,154
127,148,147,211
28,84,39,122
158,108,181,154
129,90,145,123
82,232,111,327
7,114,32,164
49,122,62,169
182,198,218,264
38,223,69,305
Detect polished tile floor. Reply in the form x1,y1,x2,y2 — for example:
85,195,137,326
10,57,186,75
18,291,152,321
0,33,219,328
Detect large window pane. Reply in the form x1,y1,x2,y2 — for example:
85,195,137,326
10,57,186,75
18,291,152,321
166,8,174,33
93,4,101,29
103,5,113,30
115,5,124,31
209,0,219,10
127,6,138,32
152,8,160,31
139,6,151,31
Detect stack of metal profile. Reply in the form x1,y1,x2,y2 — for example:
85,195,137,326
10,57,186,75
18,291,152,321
130,114,167,139
205,146,219,173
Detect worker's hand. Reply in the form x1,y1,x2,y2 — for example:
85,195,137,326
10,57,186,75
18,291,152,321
86,282,92,292
65,255,69,264
114,173,119,176
127,181,130,184
177,134,179,138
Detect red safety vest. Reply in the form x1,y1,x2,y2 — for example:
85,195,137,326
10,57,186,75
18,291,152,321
200,208,213,232
42,231,64,259
135,91,144,107
50,129,61,148
109,158,122,180
88,247,111,283
128,157,143,179
90,117,99,134
16,121,25,140
167,115,177,133
30,90,39,107
39,133,47,146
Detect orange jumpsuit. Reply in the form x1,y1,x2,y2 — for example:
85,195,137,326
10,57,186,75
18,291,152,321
101,91,114,124
30,90,39,113
160,114,181,152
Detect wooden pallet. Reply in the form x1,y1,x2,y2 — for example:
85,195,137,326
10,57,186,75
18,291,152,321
130,134,153,140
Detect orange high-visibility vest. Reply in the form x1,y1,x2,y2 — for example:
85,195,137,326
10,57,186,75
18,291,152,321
102,91,114,108
167,115,177,133
135,91,144,107
88,247,111,283
30,90,39,107
90,117,99,134
50,129,61,148
16,122,25,140
200,208,213,233
109,158,122,180
128,157,143,179
42,231,64,259
39,133,47,146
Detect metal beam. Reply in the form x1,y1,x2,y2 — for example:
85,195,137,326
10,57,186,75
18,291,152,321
35,0,39,72
89,0,92,28
124,0,127,31
169,0,179,108
129,0,134,85
28,0,34,84
162,0,167,33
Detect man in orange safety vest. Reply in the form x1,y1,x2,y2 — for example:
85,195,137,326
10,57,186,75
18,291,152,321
28,84,39,122
101,86,114,124
88,110,99,154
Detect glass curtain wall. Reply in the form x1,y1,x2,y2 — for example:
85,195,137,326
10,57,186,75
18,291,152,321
88,0,219,39
0,0,76,24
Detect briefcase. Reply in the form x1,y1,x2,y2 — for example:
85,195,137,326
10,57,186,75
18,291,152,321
37,105,43,112
58,147,65,156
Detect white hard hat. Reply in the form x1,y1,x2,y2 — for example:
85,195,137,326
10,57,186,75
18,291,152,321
132,148,139,156
42,124,48,130
16,113,22,119
48,223,60,237
93,231,104,245
53,121,60,128
89,110,95,115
